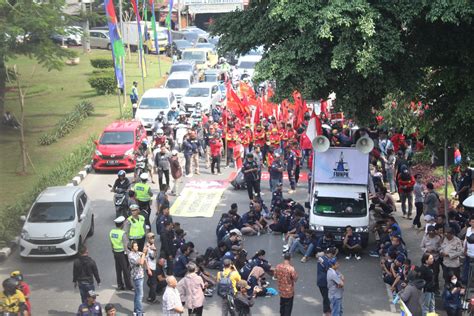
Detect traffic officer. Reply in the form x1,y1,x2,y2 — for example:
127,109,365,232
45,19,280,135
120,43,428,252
76,290,102,316
109,216,133,291
242,153,261,200
125,204,147,251
269,152,284,192
133,173,153,227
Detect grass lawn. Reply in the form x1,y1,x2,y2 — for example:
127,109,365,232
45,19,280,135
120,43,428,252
0,48,171,209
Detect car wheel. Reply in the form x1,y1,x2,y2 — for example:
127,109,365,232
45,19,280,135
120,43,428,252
107,43,111,50
87,215,94,237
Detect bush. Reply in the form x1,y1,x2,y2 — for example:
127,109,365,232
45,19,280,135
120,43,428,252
90,58,114,69
88,73,116,95
0,138,96,244
411,149,432,165
38,101,94,145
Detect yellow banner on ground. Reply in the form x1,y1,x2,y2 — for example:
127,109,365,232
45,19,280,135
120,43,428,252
170,187,225,217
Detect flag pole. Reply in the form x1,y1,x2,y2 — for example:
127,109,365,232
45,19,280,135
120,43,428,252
118,0,127,107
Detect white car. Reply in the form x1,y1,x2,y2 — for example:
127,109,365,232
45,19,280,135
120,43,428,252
135,88,178,131
19,186,94,258
90,29,110,50
164,71,194,101
237,54,262,79
181,82,221,114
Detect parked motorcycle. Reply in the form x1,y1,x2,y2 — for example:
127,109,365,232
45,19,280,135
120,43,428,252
134,155,147,182
108,184,129,218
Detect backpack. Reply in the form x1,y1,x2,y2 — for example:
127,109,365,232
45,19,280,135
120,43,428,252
217,271,234,299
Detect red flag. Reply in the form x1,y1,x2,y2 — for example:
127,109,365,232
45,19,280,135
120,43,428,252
239,82,256,101
254,98,262,125
293,90,306,128
280,99,289,122
306,110,322,144
261,96,273,118
320,99,329,116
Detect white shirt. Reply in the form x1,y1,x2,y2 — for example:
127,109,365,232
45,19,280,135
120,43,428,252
162,286,183,316
465,227,474,257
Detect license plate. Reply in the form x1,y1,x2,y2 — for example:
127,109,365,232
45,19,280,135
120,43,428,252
106,160,119,165
38,246,56,252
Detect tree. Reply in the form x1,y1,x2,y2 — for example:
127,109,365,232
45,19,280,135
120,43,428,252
212,1,474,150
0,0,77,114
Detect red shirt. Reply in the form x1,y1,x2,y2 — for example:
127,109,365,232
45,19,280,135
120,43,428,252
240,130,253,147
209,138,223,157
226,130,238,148
269,133,280,149
253,129,266,146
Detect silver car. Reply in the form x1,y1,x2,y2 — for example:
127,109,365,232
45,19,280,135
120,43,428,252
90,29,111,50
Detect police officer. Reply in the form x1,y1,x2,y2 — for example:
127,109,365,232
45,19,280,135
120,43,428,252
133,173,153,228
125,204,147,251
109,216,133,291
242,153,261,200
269,152,284,192
76,290,102,316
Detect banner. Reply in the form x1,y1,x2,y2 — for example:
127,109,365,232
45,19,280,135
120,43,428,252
314,148,369,185
104,0,125,89
169,180,227,217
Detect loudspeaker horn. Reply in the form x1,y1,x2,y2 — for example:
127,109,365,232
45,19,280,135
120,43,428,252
356,135,374,154
313,136,330,152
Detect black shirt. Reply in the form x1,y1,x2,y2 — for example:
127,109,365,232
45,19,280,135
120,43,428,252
73,256,101,284
242,159,259,182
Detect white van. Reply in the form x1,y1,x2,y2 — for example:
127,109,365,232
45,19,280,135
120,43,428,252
164,71,194,101
309,147,371,247
136,88,177,131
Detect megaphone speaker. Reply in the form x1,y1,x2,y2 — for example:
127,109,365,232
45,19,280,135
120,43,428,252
313,136,330,152
356,135,374,154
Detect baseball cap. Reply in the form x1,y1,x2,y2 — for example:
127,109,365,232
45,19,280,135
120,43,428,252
87,290,99,298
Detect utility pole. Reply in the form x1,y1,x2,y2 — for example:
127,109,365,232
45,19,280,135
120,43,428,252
177,0,182,30
444,140,449,219
81,0,91,53
118,0,127,106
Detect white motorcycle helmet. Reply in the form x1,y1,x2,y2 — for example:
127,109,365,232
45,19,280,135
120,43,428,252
157,128,164,135
140,173,149,181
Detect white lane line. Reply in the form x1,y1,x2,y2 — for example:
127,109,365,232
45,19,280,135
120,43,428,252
385,284,397,313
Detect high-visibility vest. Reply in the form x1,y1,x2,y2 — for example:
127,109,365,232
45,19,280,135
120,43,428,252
109,228,125,252
127,215,145,239
134,182,151,202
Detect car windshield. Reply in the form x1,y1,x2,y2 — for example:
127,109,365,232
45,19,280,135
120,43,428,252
171,65,192,73
175,40,192,49
185,28,207,35
139,97,170,109
239,61,258,69
195,43,214,49
184,32,198,41
166,79,190,89
185,87,209,97
204,74,218,82
28,202,75,223
182,51,206,63
313,194,367,217
99,131,134,145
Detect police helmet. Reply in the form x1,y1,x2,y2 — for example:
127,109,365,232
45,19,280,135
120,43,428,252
117,170,126,177
140,173,149,181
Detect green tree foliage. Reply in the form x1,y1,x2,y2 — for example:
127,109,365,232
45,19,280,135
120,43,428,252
212,0,474,150
0,0,77,112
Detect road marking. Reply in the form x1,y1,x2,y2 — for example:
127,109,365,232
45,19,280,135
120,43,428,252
385,284,397,313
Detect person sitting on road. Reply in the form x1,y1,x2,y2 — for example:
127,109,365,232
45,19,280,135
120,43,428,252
342,225,363,260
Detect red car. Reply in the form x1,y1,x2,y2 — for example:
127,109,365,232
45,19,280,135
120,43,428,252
92,120,147,171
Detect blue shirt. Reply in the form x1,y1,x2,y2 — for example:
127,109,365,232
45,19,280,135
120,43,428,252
316,255,331,287
76,302,102,316
390,223,402,237
173,254,189,277
344,233,362,247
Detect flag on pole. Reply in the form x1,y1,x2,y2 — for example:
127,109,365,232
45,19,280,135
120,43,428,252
131,0,147,78
104,0,125,89
149,0,160,56
165,0,174,44
305,110,322,144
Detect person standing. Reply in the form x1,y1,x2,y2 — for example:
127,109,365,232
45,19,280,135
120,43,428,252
109,216,133,291
128,240,148,316
419,253,436,315
397,168,415,219
269,153,284,193
424,183,440,218
162,276,184,316
439,228,464,282
130,81,139,118
155,146,171,189
462,215,474,285
125,204,147,251
413,174,425,229
133,173,153,215
327,259,344,316
399,271,425,316
274,253,298,316
286,144,297,194
217,259,241,316
242,153,261,200
317,248,337,316
189,131,201,175
169,150,183,196
442,272,465,316
385,149,397,194
420,225,442,294
209,134,223,175
73,245,101,303
180,263,205,316
456,167,473,205
145,232,159,304
234,280,256,316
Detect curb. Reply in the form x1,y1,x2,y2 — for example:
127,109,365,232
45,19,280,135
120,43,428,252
1,164,93,260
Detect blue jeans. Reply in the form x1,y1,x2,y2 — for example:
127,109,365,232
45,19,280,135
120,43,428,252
270,178,281,193
386,168,395,192
422,292,435,315
78,282,95,303
330,296,343,316
462,257,474,285
289,240,306,256
133,277,144,315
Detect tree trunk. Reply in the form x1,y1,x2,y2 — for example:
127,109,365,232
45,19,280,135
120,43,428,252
14,65,28,175
0,58,6,116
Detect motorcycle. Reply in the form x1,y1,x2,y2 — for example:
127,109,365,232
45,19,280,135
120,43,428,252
134,155,147,182
108,184,129,218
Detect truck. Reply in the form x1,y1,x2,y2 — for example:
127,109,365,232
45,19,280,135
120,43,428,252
122,21,167,54
309,147,372,247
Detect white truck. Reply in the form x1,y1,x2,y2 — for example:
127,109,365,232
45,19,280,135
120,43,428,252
309,147,372,247
122,21,167,54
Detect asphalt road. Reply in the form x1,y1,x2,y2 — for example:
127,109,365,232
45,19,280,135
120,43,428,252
0,157,421,316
